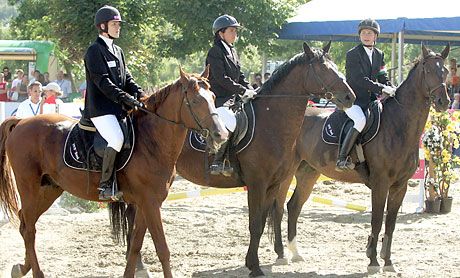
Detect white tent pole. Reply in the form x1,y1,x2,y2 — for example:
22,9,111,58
391,33,397,83
398,31,405,84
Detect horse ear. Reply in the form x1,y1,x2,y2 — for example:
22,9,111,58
201,64,210,79
422,44,429,58
303,42,314,56
322,41,331,54
440,43,450,60
179,66,188,84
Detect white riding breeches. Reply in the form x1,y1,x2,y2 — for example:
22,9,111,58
344,105,366,132
91,114,124,152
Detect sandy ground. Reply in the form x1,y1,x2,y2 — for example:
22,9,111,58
1,177,460,278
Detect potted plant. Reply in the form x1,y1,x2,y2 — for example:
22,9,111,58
422,109,460,213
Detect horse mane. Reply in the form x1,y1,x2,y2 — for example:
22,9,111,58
259,47,327,94
141,74,210,112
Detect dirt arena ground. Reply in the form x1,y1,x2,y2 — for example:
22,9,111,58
1,177,459,277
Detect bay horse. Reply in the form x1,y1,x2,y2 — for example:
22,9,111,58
273,44,450,273
0,67,228,278
115,42,356,276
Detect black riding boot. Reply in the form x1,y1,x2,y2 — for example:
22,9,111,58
335,128,360,172
210,141,233,177
98,147,122,201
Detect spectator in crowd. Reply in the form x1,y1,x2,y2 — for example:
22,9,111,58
264,72,271,82
29,69,41,85
17,74,29,102
40,82,64,114
10,69,24,101
78,80,87,98
451,93,460,110
0,73,8,102
336,18,395,171
54,70,72,100
251,72,262,89
43,72,50,86
15,81,42,118
447,61,459,104
2,67,12,82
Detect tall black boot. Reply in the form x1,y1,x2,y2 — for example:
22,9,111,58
335,128,360,172
210,141,233,177
98,147,122,201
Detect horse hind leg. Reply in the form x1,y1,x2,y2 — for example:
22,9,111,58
381,181,408,273
286,162,320,262
124,205,148,278
13,185,63,278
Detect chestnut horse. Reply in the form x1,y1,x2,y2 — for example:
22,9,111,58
0,67,228,278
274,44,450,273
114,42,356,276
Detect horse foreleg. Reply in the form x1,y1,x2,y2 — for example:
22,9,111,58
381,181,408,272
140,201,172,278
286,164,319,262
245,188,272,277
124,207,147,278
366,184,388,273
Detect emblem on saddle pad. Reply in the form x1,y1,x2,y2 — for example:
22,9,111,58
325,123,336,138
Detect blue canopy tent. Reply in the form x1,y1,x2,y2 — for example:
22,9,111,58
279,0,460,82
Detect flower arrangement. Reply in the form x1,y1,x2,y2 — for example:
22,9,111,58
422,108,460,200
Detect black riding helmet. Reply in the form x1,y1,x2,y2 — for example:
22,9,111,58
95,5,124,34
358,18,380,35
212,14,241,34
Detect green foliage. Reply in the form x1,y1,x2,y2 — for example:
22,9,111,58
59,192,104,213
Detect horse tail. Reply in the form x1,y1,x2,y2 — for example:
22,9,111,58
108,201,128,244
0,117,22,221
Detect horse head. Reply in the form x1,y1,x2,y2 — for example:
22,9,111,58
179,66,228,152
302,42,355,110
420,44,450,112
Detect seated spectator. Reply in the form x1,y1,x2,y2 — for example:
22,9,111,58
251,73,262,89
15,81,42,118
0,73,8,102
54,70,72,100
40,82,64,114
452,93,460,110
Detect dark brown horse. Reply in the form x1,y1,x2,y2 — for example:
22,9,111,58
273,44,450,273
0,67,228,278
115,42,356,276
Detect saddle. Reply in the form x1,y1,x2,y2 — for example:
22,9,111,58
322,100,383,146
190,101,255,154
63,116,135,172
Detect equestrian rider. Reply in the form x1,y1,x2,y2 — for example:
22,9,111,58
83,5,144,200
336,18,396,171
206,14,257,176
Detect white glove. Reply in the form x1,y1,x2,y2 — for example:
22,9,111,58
242,89,257,102
382,85,396,97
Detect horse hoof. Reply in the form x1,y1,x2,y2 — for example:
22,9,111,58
135,268,153,278
291,254,305,263
11,264,23,278
275,257,289,265
383,265,398,273
249,269,265,277
367,265,381,275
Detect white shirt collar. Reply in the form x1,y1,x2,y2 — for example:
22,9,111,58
363,45,374,65
221,41,233,58
99,35,114,54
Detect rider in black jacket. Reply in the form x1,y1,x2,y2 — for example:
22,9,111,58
83,5,144,200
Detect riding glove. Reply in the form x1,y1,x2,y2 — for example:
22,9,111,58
241,89,257,103
382,85,396,97
119,93,144,109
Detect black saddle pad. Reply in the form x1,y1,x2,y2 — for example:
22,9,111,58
63,117,135,172
190,101,255,154
322,101,382,145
